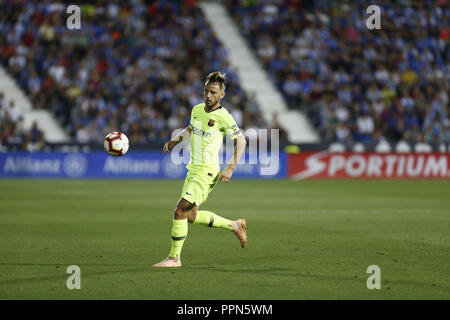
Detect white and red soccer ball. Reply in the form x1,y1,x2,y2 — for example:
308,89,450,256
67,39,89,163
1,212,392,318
104,132,129,156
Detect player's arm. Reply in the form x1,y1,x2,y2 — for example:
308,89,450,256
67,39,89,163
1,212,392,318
163,126,192,153
219,133,246,183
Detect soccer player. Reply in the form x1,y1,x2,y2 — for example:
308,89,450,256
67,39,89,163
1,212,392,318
153,72,248,268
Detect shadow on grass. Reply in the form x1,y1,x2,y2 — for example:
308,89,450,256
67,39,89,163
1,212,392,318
182,266,450,292
0,264,150,286
1,263,448,293
0,263,137,267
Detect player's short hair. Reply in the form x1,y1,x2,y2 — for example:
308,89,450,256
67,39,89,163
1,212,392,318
205,71,226,91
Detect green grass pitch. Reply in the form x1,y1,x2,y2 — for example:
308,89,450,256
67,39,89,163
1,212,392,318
0,179,449,299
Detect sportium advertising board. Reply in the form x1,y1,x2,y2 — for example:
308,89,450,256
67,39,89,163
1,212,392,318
288,152,450,180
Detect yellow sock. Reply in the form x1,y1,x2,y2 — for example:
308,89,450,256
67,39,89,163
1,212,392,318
169,218,188,258
193,210,233,231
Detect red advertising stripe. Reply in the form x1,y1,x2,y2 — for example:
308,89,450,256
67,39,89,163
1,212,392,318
288,152,450,179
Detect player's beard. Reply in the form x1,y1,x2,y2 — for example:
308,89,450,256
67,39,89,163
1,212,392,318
205,98,218,109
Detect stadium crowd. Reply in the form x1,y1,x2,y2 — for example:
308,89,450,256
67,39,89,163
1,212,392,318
0,0,267,149
0,90,47,151
226,0,449,145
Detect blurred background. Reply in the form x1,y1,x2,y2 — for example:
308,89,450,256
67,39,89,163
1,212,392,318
0,0,448,177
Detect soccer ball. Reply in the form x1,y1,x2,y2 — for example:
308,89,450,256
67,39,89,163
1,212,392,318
104,132,129,156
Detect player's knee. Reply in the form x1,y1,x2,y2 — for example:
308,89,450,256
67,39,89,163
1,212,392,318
173,207,187,220
187,207,198,224
174,198,196,220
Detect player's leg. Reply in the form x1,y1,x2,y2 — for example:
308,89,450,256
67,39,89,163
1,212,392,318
152,198,197,268
192,210,247,248
169,197,197,259
189,174,247,248
192,210,233,230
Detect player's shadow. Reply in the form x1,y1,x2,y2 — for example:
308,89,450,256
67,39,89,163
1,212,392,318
0,262,134,266
183,266,291,273
0,263,149,286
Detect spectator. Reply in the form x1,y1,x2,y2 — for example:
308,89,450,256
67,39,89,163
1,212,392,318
356,112,375,142
0,1,267,146
4,100,23,123
226,0,449,144
23,121,46,152
335,123,351,143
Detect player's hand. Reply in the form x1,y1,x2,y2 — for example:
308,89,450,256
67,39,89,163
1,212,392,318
163,137,182,153
219,167,234,183
163,141,173,153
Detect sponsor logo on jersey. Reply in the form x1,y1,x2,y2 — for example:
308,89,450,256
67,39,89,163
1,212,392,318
192,126,212,138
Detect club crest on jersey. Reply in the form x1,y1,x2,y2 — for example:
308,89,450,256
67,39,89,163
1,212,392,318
208,119,215,127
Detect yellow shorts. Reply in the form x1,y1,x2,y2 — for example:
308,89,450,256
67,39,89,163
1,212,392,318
181,170,220,207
